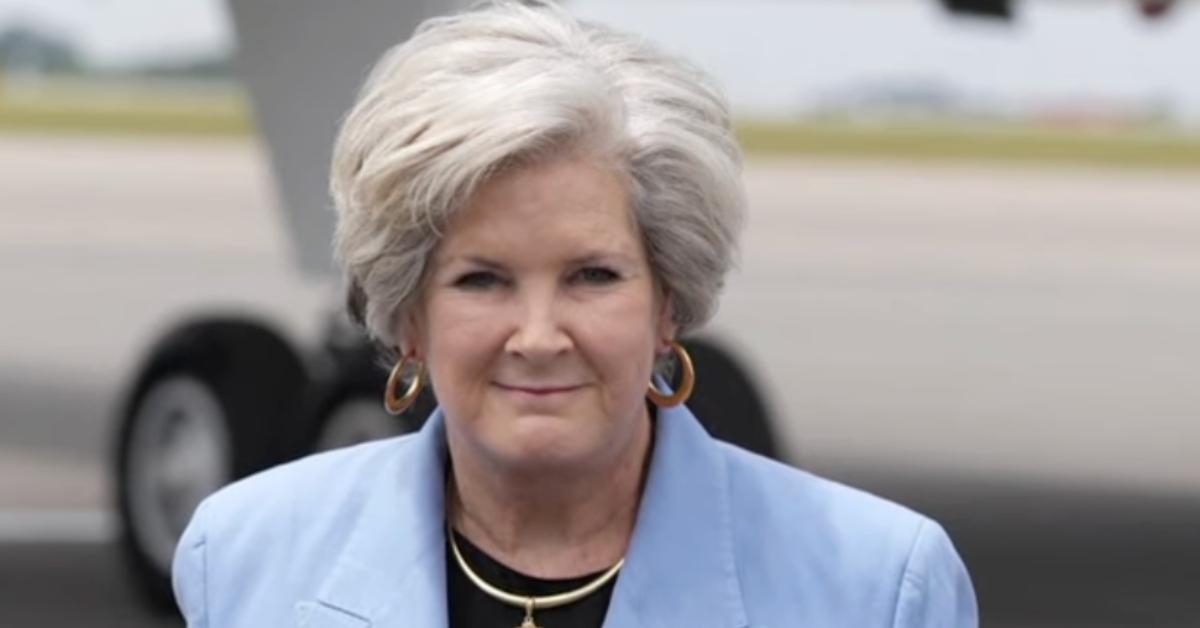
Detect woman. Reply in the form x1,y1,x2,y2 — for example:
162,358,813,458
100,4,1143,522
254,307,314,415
173,2,977,626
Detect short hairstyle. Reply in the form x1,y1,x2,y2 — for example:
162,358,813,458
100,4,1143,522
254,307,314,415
330,0,745,357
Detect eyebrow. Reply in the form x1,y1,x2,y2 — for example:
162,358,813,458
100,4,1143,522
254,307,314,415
441,255,507,270
565,252,634,266
441,251,635,268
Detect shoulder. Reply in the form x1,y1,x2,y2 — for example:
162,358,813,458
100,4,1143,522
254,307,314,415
716,443,977,627
171,434,419,624
196,433,413,540
719,442,925,541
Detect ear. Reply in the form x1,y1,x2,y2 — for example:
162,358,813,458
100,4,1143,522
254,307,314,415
395,310,426,360
654,293,679,354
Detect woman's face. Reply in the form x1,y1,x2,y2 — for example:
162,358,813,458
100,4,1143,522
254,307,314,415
401,156,675,472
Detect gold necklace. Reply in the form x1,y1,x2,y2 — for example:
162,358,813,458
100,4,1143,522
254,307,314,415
447,527,624,628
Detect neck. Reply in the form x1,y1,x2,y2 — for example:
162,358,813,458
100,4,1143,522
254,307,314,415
445,407,654,579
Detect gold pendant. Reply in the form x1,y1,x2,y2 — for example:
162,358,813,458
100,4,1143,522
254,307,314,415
518,598,541,628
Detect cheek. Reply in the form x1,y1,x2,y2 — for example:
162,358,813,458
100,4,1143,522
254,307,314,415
575,290,660,388
421,297,503,387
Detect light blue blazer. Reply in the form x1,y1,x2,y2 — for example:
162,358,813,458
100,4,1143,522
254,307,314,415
173,404,977,627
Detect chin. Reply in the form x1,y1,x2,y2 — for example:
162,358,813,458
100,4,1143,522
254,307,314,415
487,412,610,471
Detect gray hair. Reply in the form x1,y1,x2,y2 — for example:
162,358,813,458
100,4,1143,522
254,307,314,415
331,0,745,356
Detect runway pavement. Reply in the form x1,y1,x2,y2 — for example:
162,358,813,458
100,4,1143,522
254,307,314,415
0,541,181,627
2,135,1198,626
1,485,1197,627
869,472,1200,627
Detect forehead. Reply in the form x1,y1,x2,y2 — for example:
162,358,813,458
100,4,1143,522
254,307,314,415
436,157,641,260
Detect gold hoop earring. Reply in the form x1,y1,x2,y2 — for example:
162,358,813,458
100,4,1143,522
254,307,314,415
384,356,425,415
647,340,694,407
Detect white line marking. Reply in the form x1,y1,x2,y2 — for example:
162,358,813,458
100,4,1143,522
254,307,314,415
0,509,115,544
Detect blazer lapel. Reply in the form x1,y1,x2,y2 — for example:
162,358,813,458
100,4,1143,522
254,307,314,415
296,403,747,628
604,403,748,628
303,410,451,628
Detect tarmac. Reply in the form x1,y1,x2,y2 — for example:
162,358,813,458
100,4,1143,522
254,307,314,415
1,135,1198,626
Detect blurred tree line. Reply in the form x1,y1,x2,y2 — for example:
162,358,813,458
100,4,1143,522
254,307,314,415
0,23,231,80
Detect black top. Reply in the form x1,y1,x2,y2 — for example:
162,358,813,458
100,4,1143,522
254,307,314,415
446,528,616,628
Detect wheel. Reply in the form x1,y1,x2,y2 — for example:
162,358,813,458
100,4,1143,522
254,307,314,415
309,390,431,451
300,344,435,453
119,373,231,610
114,320,307,612
678,337,778,460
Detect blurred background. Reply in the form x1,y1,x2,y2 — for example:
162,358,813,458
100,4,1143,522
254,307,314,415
1,0,1197,626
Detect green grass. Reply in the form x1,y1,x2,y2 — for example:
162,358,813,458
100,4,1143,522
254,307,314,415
737,119,1200,169
0,79,252,137
0,100,252,136
3,79,1199,168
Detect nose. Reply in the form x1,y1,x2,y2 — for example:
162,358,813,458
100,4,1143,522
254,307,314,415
503,287,572,362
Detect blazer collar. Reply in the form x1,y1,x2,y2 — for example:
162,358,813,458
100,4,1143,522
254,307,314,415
310,409,450,627
604,402,748,628
309,404,747,628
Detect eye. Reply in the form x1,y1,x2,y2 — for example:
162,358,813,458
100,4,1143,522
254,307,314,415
453,271,504,290
573,266,620,285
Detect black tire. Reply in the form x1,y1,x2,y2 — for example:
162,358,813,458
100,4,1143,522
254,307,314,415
296,343,434,454
677,337,778,460
113,319,308,612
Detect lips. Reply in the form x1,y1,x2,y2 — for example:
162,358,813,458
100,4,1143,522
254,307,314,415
494,382,582,396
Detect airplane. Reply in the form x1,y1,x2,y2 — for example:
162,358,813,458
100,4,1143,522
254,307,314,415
109,0,1200,621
